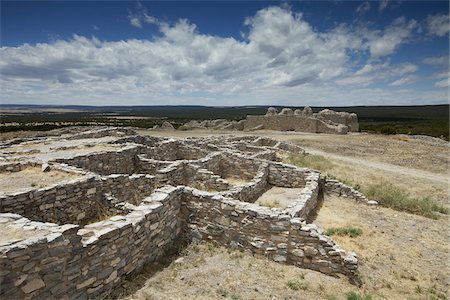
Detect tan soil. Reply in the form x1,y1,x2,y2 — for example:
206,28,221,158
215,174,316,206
0,167,81,194
256,186,304,209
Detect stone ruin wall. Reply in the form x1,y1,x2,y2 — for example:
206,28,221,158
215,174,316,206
0,128,368,299
244,107,359,134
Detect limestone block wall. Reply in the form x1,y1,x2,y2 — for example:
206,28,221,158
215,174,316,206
0,174,159,226
285,172,321,219
184,164,230,192
220,152,261,180
0,186,184,299
0,175,106,225
268,162,309,187
222,163,269,203
56,147,141,175
244,115,349,134
324,178,369,203
181,188,359,283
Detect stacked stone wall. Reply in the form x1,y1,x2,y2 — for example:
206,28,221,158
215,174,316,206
0,186,183,299
181,188,359,283
56,147,141,175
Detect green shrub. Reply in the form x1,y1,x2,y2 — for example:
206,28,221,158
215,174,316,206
287,279,308,291
325,227,363,238
363,181,449,219
347,291,373,300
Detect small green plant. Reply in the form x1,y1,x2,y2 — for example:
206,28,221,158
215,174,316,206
427,286,448,300
415,285,423,294
30,182,37,187
217,287,229,297
347,291,373,300
325,226,363,238
287,279,308,291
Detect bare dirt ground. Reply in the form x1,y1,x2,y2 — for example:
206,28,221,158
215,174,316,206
122,129,449,300
0,167,81,193
256,186,304,209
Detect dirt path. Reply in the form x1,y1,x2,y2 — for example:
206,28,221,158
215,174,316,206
303,147,449,185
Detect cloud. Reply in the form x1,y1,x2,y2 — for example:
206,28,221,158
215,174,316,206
379,0,389,12
364,17,418,57
356,1,371,15
423,55,447,66
390,75,418,86
336,62,418,86
434,78,449,88
127,2,161,28
426,14,450,37
0,5,446,106
92,25,100,31
128,12,142,28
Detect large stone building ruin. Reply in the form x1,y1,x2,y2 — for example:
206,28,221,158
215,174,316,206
0,127,370,299
244,107,359,134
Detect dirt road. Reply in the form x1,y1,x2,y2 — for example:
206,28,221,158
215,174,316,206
303,147,449,185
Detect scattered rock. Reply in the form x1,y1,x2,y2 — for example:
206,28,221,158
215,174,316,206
41,163,51,172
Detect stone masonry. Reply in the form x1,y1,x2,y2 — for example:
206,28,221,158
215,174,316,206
0,127,370,299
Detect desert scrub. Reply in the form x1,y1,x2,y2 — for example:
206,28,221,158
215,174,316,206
363,181,449,219
286,279,308,291
347,291,373,300
285,153,334,172
325,226,363,238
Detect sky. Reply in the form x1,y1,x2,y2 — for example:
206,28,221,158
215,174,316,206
0,0,449,107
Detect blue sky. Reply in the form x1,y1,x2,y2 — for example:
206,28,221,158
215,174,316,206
0,1,449,106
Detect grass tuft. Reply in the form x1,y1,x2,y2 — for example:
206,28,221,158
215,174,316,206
363,181,449,219
325,226,363,238
347,291,373,300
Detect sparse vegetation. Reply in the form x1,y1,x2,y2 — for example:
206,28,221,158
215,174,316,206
325,226,363,238
285,153,449,219
363,181,449,219
287,279,308,291
346,291,373,300
217,287,229,297
285,153,335,172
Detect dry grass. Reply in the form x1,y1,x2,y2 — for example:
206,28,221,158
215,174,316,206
120,242,358,300
285,153,449,219
314,195,449,300
286,133,449,175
